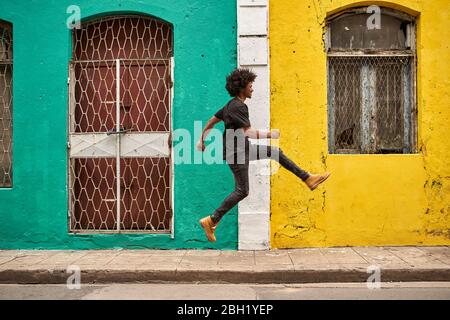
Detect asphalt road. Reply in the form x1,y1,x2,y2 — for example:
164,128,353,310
0,282,449,300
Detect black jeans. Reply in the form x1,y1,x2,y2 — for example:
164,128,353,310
210,144,310,224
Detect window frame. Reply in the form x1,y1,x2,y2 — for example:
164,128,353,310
325,7,418,154
0,20,13,187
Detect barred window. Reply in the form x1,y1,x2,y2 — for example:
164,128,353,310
0,21,12,187
326,7,417,154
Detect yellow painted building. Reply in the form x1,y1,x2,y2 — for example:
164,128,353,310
269,0,450,247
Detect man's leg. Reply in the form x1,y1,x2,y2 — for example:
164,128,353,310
200,153,250,242
210,161,249,224
249,143,310,181
249,143,330,190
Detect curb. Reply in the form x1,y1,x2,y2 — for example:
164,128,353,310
1,268,449,284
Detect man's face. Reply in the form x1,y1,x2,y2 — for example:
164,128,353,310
243,81,254,99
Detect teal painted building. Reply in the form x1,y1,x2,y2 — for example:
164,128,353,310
0,0,239,249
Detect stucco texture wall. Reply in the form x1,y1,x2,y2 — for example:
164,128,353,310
0,0,238,249
269,0,450,247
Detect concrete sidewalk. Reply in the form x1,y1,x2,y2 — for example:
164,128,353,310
0,246,449,284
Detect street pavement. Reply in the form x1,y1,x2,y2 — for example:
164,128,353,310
0,282,449,300
0,246,449,284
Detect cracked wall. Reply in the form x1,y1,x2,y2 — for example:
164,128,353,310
269,0,450,247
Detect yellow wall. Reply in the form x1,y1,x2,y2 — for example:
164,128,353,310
269,0,450,247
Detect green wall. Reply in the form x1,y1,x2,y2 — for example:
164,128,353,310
0,0,238,249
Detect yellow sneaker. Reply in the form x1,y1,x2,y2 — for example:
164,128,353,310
199,216,217,242
305,172,331,191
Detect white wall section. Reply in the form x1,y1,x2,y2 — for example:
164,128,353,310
237,0,270,250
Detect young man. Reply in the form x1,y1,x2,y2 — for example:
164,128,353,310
196,68,331,242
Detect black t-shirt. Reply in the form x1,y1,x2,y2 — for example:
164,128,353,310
214,97,251,161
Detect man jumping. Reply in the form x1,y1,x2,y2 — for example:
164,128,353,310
196,68,331,242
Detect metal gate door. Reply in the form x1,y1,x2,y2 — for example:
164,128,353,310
67,16,173,233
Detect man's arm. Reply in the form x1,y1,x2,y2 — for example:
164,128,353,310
196,116,222,151
243,127,280,139
229,105,279,139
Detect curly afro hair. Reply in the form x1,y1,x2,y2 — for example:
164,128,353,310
225,68,257,97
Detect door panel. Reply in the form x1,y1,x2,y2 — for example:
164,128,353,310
120,60,170,132
74,62,116,133
70,158,117,230
120,157,170,231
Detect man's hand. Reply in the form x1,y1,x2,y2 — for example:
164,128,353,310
243,127,280,139
197,116,222,152
196,139,206,152
270,129,280,139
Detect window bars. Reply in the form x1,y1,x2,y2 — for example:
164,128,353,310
68,16,173,233
326,8,417,154
0,21,12,187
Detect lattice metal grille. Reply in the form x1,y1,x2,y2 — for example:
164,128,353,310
73,15,172,60
70,158,117,230
68,16,173,232
375,57,407,151
328,55,414,153
71,59,170,133
69,157,170,231
0,21,12,187
120,157,170,230
328,57,361,151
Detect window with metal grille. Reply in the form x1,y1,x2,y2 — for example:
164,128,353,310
326,7,417,154
0,21,12,187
